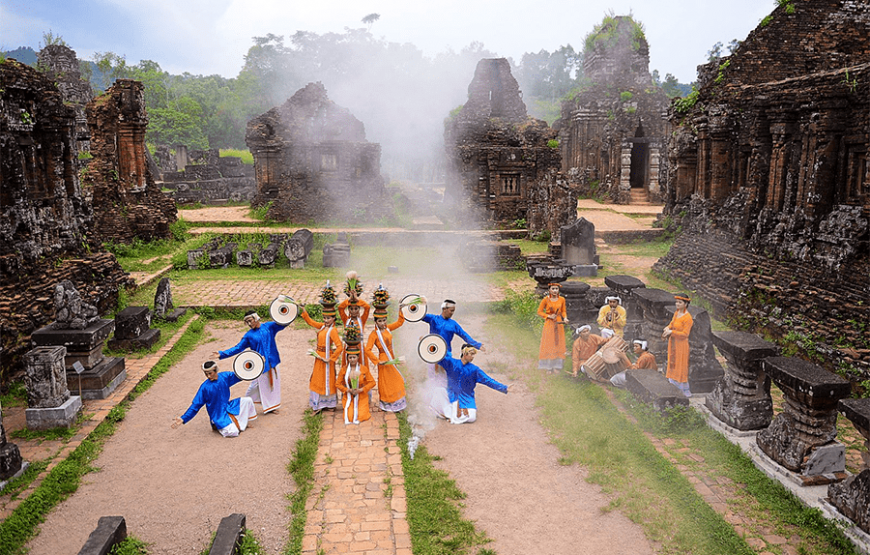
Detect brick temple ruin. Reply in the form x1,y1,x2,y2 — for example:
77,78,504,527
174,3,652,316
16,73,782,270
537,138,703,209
554,15,669,204
655,0,870,377
37,45,94,160
444,58,568,230
155,145,257,205
246,82,386,223
0,59,130,383
84,79,177,243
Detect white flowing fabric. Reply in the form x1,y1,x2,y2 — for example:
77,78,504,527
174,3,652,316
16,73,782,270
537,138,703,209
343,363,361,425
218,396,257,437
246,363,281,413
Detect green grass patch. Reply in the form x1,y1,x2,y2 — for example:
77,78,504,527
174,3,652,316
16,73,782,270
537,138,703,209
219,148,254,165
0,460,49,500
1,380,28,407
284,409,323,555
109,535,150,554
397,411,492,555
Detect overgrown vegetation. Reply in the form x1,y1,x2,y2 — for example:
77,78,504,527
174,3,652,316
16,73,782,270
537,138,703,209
398,412,493,555
673,87,700,115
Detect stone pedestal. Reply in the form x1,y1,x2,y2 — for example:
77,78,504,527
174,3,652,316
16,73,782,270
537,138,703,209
25,395,83,430
560,217,598,275
624,369,689,412
604,275,646,343
633,288,676,365
23,345,82,429
706,331,779,431
108,306,160,350
828,398,870,533
756,357,850,485
153,278,187,322
560,281,591,325
527,261,574,296
32,319,126,399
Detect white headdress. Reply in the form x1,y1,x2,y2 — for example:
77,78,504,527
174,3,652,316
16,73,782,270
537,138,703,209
633,339,648,350
605,296,622,305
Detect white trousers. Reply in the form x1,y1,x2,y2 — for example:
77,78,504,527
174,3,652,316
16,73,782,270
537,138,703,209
217,397,257,437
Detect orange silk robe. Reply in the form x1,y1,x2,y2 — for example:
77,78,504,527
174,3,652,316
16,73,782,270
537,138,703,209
338,298,371,332
301,312,344,396
665,311,693,383
364,311,406,404
537,296,567,360
632,351,657,370
336,362,376,423
572,334,608,375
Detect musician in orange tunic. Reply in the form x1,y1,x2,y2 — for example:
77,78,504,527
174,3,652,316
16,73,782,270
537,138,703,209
610,339,657,388
537,283,569,374
364,287,407,412
300,286,344,412
336,345,376,424
571,325,607,378
663,294,694,398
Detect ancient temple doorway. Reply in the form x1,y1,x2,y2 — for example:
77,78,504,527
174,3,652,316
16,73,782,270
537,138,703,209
630,124,648,190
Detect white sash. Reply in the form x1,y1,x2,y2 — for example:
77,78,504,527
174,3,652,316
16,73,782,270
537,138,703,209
343,363,360,424
324,325,333,394
375,328,404,384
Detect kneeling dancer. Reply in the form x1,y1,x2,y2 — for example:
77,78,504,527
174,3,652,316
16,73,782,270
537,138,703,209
438,344,511,424
172,361,257,437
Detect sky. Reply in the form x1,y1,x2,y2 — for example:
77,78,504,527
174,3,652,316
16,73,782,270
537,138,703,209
2,0,776,84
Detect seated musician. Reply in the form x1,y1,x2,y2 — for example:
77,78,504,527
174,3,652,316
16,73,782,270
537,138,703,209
571,325,607,378
610,339,657,388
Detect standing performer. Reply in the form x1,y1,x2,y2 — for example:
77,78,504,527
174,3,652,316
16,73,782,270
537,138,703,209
421,299,485,357
438,344,510,424
300,283,344,412
364,286,407,412
597,296,627,338
610,339,657,388
338,271,370,332
663,294,694,398
537,283,569,374
213,310,285,414
571,325,608,378
171,361,257,438
336,344,376,425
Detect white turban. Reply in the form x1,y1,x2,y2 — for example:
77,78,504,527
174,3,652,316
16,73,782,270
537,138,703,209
601,328,615,339
605,296,622,305
633,340,648,350
577,325,592,334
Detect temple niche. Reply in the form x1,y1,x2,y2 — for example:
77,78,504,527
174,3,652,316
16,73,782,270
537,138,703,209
246,82,386,223
84,79,178,243
554,15,669,204
655,0,870,376
444,58,564,228
0,59,129,383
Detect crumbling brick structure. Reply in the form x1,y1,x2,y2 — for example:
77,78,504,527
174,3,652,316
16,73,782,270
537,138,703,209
84,79,177,243
0,59,130,384
554,15,669,204
444,58,563,228
246,82,386,223
37,45,93,158
655,0,870,378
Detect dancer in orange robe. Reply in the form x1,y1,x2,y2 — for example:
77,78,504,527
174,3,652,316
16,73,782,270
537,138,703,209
300,288,344,412
336,345,376,424
664,294,694,397
537,283,569,373
364,287,407,412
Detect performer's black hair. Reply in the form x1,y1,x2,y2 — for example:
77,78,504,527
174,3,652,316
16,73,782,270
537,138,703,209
444,299,456,304
202,360,217,370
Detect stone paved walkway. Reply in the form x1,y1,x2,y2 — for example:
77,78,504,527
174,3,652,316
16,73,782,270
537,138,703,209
305,403,410,555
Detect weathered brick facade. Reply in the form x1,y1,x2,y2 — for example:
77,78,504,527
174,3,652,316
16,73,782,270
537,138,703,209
84,79,177,243
0,60,130,384
656,0,870,379
246,82,386,224
555,15,669,204
444,58,563,228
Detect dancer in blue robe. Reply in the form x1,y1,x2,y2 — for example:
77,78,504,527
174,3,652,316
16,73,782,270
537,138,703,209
213,311,286,413
437,345,510,424
421,299,484,356
172,361,257,437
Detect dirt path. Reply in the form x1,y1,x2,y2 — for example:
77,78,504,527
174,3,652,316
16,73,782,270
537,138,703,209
25,323,315,555
402,315,654,555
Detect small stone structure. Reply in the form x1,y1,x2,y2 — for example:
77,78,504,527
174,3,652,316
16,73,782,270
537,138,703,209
756,356,850,485
0,398,23,481
459,241,524,273
23,345,82,430
108,307,160,351
624,369,689,412
444,58,564,227
0,59,129,383
53,280,100,330
84,79,177,243
560,218,598,276
285,229,314,269
828,398,870,534
554,15,669,204
158,146,257,204
153,278,186,322
655,0,870,378
323,233,351,268
706,331,779,431
246,82,386,223
77,516,127,555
